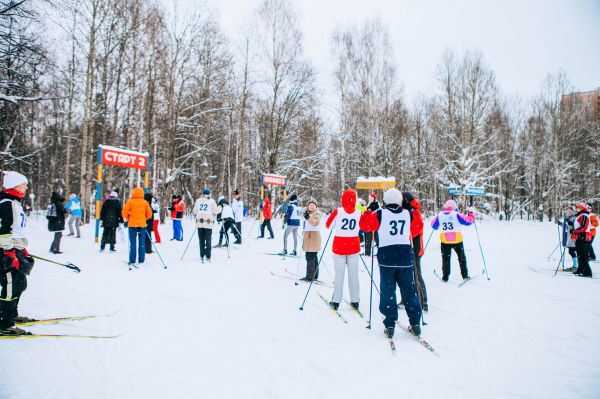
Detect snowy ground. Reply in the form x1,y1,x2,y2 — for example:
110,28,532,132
1,214,599,399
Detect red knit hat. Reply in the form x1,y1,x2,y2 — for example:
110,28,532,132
576,202,589,212
370,193,377,200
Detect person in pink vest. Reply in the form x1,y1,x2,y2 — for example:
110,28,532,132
431,200,475,281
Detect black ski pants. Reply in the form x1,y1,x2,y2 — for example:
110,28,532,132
441,242,469,279
575,239,592,277
50,232,62,253
198,228,212,260
101,226,117,250
412,235,428,309
0,269,27,329
305,252,319,279
588,235,596,261
260,219,274,238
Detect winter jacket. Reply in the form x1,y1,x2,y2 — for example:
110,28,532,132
151,198,160,221
402,192,424,256
359,204,414,267
285,200,301,226
47,192,67,232
303,210,322,253
218,199,234,221
232,198,244,223
262,198,273,220
325,189,361,255
590,213,598,237
100,197,123,228
0,189,28,250
122,187,153,228
65,196,83,216
431,209,475,244
194,196,220,229
574,211,592,241
169,198,185,220
144,193,154,229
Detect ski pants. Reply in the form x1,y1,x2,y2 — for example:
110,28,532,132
364,231,374,256
68,215,82,236
332,253,359,303
283,225,299,252
412,235,428,308
260,219,274,238
101,226,117,250
145,220,153,253
198,228,212,260
128,227,146,264
234,222,242,243
50,232,62,253
172,219,183,241
0,269,27,329
305,251,318,280
588,235,596,261
219,220,238,245
441,242,468,279
575,239,592,277
379,265,421,328
153,220,161,243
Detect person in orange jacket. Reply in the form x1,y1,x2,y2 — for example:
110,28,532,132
587,203,597,261
122,187,153,267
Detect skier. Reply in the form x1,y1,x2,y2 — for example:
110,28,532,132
359,188,422,338
402,191,428,312
151,197,161,243
587,203,597,261
431,200,475,281
231,189,243,244
573,202,593,277
258,197,274,239
168,194,184,241
563,207,578,271
193,188,219,262
143,192,154,254
0,171,35,336
215,196,236,247
122,187,153,267
363,193,378,256
99,191,123,252
301,198,321,281
65,193,82,237
47,191,67,254
325,189,361,311
280,194,301,256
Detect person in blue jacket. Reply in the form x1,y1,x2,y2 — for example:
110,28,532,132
279,194,301,256
65,193,83,237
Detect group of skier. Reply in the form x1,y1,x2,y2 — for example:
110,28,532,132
561,203,596,277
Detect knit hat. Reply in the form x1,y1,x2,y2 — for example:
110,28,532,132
2,171,27,189
218,195,224,203
383,189,403,205
307,198,318,206
203,188,211,196
576,202,589,212
370,193,377,200
289,194,297,202
233,189,240,195
444,200,458,211
109,191,118,198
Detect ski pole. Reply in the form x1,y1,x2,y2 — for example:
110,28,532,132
423,229,434,251
546,243,560,261
299,225,334,310
30,254,81,273
145,230,168,269
248,216,258,238
367,240,375,329
359,254,380,294
180,229,197,261
473,221,490,280
553,244,567,277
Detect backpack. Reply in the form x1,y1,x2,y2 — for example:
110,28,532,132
46,203,57,220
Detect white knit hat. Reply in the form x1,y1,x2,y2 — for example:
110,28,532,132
109,191,118,198
383,189,403,205
2,171,28,189
444,200,458,210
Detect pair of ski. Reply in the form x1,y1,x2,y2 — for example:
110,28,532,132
264,252,299,259
433,269,484,287
316,292,363,323
1,311,119,339
270,269,332,288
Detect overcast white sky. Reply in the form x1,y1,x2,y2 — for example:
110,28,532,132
192,0,599,104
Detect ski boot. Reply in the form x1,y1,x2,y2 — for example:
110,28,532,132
13,316,37,323
409,324,421,337
351,302,359,310
384,327,394,339
290,250,297,256
0,326,31,336
329,301,339,311
278,250,287,256
442,275,449,282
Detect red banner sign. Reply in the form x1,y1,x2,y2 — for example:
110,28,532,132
263,174,286,186
101,147,148,170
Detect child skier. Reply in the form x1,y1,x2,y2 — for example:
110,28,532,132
215,196,236,247
168,194,184,241
65,193,82,237
231,189,243,244
301,199,321,281
151,197,161,243
258,197,274,239
563,207,578,271
47,192,67,254
122,187,153,267
193,188,219,262
431,200,475,281
360,188,422,338
573,202,593,277
0,171,35,336
325,189,361,311
280,194,301,256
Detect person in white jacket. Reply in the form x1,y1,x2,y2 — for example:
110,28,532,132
193,188,220,262
231,189,244,244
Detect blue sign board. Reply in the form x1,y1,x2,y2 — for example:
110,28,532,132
465,187,485,196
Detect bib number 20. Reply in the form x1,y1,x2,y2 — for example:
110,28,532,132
341,218,356,230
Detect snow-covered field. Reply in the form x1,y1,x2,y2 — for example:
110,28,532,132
1,215,599,399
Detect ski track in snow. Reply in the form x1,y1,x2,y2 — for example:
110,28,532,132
1,216,599,398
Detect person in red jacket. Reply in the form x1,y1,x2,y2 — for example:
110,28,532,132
325,189,361,311
587,203,597,261
168,194,185,241
402,191,428,312
258,197,274,239
573,202,593,277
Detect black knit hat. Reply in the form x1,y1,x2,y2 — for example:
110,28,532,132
289,194,297,201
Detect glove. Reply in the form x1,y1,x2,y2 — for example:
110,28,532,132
15,249,34,276
124,221,128,228
304,211,310,220
367,200,379,212
1,249,19,271
282,223,286,230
